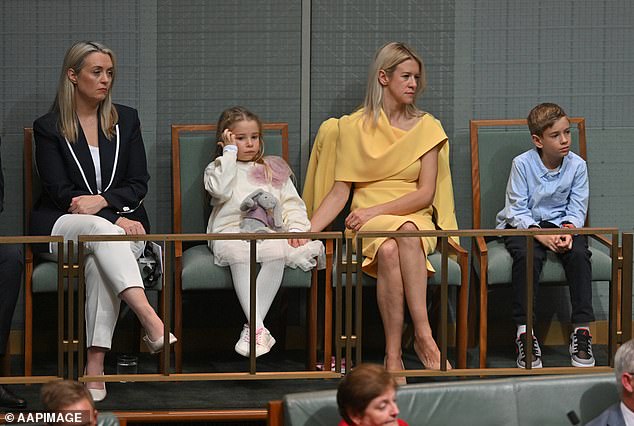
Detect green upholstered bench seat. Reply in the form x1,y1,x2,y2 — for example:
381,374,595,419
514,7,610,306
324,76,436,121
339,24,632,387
32,260,59,293
473,239,612,285
281,373,617,426
32,259,161,292
181,244,311,291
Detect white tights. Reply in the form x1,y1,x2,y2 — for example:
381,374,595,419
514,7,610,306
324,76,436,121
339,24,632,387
229,260,285,329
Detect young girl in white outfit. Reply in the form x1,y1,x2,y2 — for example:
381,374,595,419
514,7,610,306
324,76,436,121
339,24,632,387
204,106,321,357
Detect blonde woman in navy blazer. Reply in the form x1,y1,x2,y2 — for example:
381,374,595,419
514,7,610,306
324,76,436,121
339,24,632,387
31,41,176,402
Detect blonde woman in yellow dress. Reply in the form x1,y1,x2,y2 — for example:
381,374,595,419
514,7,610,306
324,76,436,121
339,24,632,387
309,42,457,374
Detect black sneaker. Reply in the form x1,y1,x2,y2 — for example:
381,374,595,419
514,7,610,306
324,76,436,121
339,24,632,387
570,328,595,367
515,332,543,368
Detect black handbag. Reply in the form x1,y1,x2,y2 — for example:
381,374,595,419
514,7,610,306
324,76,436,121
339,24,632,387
139,242,162,289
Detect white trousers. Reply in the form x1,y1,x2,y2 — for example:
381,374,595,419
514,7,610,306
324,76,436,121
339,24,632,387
43,214,145,349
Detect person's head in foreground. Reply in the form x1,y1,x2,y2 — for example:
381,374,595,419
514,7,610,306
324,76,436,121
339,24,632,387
41,380,98,426
615,339,634,408
337,363,403,426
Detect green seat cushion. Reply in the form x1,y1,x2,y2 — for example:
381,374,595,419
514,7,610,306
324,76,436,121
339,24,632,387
283,389,339,425
515,373,617,425
283,378,517,426
282,373,616,426
474,238,612,285
32,261,60,293
394,378,517,426
181,244,311,291
32,259,162,293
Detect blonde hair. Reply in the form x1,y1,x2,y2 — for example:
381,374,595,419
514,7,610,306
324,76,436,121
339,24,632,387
215,106,265,163
52,41,118,143
363,41,426,126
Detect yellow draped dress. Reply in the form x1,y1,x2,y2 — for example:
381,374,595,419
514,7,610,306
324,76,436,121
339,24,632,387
303,108,458,278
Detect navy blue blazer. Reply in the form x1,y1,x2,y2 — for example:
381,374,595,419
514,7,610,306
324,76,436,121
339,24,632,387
30,104,150,245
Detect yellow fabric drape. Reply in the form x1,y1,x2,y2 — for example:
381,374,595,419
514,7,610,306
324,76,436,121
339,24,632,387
302,117,339,218
302,109,459,276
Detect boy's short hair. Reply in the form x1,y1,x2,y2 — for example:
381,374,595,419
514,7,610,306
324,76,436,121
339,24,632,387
527,103,568,137
41,380,94,411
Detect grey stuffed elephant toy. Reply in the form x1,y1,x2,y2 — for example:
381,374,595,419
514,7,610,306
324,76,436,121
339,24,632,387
240,189,284,233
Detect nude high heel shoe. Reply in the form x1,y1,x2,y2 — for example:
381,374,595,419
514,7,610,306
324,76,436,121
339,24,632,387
384,356,407,386
414,340,453,370
143,332,178,354
84,370,106,402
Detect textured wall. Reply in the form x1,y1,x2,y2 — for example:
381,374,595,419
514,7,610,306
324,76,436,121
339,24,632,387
1,0,633,331
155,0,302,232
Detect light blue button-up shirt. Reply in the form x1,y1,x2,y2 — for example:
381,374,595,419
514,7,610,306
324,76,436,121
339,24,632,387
496,149,588,229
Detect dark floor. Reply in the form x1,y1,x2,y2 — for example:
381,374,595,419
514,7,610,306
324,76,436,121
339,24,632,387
2,342,609,415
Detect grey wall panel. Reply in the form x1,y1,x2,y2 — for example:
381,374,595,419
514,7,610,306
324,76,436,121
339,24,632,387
311,1,456,153
0,0,144,236
156,0,302,233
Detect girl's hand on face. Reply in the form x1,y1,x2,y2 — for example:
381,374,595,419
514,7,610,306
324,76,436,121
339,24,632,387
222,128,236,146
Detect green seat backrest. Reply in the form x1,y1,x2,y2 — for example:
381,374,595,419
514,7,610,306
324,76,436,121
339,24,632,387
472,119,583,229
176,133,216,234
173,124,288,234
281,373,616,426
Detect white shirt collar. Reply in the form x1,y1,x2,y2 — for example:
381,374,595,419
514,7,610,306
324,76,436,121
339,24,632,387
620,401,634,425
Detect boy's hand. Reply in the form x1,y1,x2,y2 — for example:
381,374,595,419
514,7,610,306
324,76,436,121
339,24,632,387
556,223,575,252
535,234,572,253
555,234,573,252
534,234,562,252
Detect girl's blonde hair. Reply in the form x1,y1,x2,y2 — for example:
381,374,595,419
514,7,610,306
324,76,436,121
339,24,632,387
215,106,265,164
363,41,426,126
52,41,118,143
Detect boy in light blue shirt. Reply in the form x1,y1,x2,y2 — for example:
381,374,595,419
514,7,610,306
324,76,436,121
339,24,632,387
496,103,594,369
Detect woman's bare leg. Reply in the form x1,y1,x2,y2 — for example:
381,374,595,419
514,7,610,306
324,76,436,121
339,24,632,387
394,222,449,370
376,239,406,373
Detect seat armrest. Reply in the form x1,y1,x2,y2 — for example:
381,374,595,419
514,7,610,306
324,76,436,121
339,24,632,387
25,244,34,263
174,240,183,259
268,400,284,426
448,238,468,257
590,233,613,249
473,235,488,257
325,238,334,256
